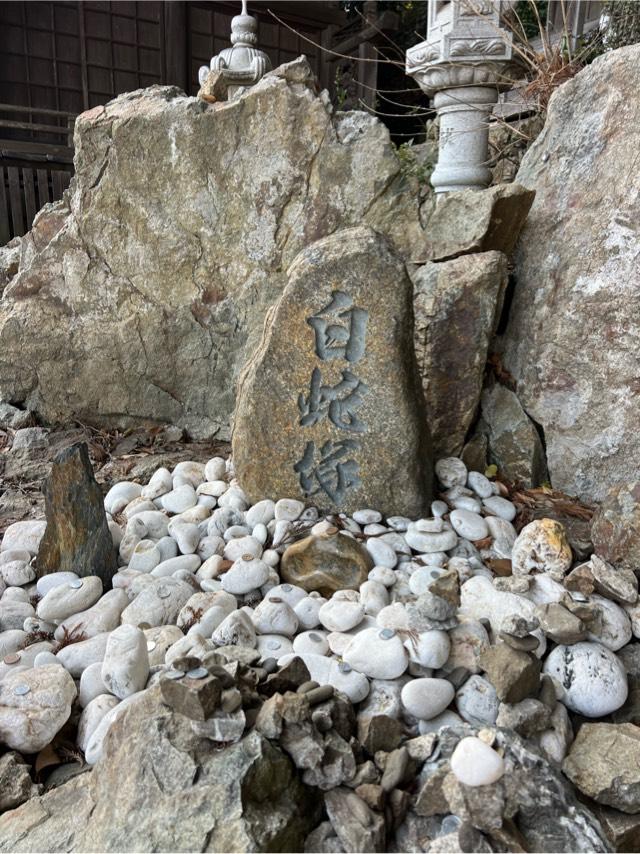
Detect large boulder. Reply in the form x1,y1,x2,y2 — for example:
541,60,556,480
233,227,432,516
501,44,640,500
0,687,320,852
0,61,424,440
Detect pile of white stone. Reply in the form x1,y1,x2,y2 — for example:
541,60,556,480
0,455,635,790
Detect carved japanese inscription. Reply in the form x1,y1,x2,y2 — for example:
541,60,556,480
232,226,433,516
295,291,369,504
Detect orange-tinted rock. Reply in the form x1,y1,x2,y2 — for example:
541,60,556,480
281,532,373,597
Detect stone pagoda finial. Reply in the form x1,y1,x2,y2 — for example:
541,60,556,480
406,0,522,194
198,0,272,97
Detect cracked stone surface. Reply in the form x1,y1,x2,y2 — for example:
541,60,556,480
0,686,319,852
501,44,640,500
0,60,424,441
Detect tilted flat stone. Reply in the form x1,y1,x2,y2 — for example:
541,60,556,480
412,252,508,457
36,442,117,587
416,182,535,263
233,226,433,516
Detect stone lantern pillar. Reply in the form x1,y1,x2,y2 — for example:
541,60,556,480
406,1,522,194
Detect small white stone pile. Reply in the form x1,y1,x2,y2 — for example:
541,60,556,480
0,454,636,790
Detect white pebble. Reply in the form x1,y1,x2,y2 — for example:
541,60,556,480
450,736,505,786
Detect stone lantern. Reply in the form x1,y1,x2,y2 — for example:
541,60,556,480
406,0,522,194
198,1,272,98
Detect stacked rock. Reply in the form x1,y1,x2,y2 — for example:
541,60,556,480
0,452,639,849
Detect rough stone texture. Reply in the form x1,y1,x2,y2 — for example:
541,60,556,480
479,383,548,487
501,45,640,500
233,227,432,516
0,686,320,852
36,442,117,586
563,723,640,814
591,481,640,572
0,774,93,852
412,252,508,458
416,183,535,263
281,532,373,597
409,727,609,852
0,752,36,812
0,63,424,440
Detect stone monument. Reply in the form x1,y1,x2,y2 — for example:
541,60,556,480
232,227,433,516
406,0,522,193
198,0,271,97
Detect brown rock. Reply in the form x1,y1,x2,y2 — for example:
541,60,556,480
281,531,373,596
594,804,640,853
412,251,508,457
197,69,228,102
261,656,311,697
564,564,596,597
535,602,586,645
233,226,433,516
588,554,638,605
563,723,640,813
592,482,640,572
36,442,117,587
358,714,404,755
159,670,222,721
355,783,385,811
414,764,450,817
416,182,535,263
479,643,541,703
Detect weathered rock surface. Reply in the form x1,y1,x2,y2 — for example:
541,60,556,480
412,252,507,457
233,226,432,516
591,481,640,572
501,44,640,500
281,531,373,597
0,62,424,440
36,442,117,586
416,182,535,262
563,723,640,813
480,383,548,486
0,687,319,852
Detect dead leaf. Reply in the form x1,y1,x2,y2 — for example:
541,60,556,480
35,743,61,776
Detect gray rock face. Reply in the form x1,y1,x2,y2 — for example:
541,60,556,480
480,383,548,487
412,252,507,458
233,227,432,516
502,44,640,500
0,687,319,852
404,726,609,853
0,63,424,440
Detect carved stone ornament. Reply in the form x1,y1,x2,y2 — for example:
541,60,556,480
405,0,524,193
198,1,272,95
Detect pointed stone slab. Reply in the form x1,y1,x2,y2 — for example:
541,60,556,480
36,442,117,587
233,226,433,516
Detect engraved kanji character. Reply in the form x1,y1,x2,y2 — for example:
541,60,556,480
294,439,362,504
307,290,368,363
298,367,368,433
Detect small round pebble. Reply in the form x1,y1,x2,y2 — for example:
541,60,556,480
467,471,493,499
401,677,455,720
450,736,505,787
449,509,489,541
482,496,517,522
